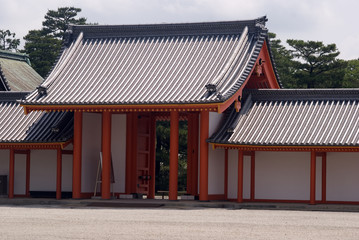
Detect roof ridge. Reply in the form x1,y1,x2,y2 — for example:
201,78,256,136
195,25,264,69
0,50,30,64
244,88,359,101
68,17,267,40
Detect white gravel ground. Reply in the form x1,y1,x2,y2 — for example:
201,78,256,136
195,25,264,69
0,205,358,239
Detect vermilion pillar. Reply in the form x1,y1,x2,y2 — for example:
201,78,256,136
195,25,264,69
56,148,62,200
169,111,179,200
73,111,82,199
199,110,209,201
310,151,316,205
102,111,112,200
237,150,243,203
9,149,14,199
322,153,327,203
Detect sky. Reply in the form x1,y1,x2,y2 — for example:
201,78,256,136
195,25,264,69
1,0,358,60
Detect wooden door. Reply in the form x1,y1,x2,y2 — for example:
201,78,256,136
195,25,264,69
136,114,154,195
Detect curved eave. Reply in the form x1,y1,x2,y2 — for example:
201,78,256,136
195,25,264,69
21,103,221,114
210,143,359,152
0,139,72,150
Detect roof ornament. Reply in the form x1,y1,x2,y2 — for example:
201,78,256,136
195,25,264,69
205,83,217,93
37,85,47,97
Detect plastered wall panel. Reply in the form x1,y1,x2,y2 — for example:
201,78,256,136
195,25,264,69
62,154,73,192
30,150,56,191
227,150,238,199
243,155,251,199
327,152,359,201
82,112,102,193
111,114,126,193
14,154,26,195
255,151,310,200
0,150,9,176
316,157,322,201
208,147,224,194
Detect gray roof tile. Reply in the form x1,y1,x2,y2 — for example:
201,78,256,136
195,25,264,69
208,89,359,146
23,17,278,106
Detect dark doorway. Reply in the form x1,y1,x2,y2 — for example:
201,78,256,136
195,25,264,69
155,120,188,196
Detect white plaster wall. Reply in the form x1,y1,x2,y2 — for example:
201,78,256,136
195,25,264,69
30,150,56,191
327,152,359,201
0,150,9,176
243,155,251,199
111,114,126,193
82,112,102,193
227,150,250,199
316,157,322,201
14,154,26,195
208,112,225,195
255,151,310,200
62,154,73,191
227,150,238,199
208,147,224,194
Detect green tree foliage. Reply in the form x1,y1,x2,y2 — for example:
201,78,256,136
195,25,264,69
155,121,188,192
286,39,346,88
268,33,296,88
23,30,62,77
42,7,87,40
343,59,359,87
0,30,20,51
23,7,87,77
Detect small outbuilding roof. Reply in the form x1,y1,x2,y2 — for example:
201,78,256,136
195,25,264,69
0,92,72,146
208,89,359,147
0,50,43,91
22,17,280,109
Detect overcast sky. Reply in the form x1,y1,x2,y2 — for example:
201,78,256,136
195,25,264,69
1,0,358,60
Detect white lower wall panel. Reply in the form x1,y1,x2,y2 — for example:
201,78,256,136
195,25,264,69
0,150,9,177
111,114,126,193
82,112,102,193
62,154,73,192
14,154,26,195
228,150,238,199
316,157,322,201
30,150,56,191
208,148,224,195
255,151,310,200
327,152,359,201
227,150,251,199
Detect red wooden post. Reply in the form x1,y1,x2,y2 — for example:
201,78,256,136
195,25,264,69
73,111,82,199
169,111,179,200
102,111,112,200
224,149,228,200
199,110,209,201
310,151,316,205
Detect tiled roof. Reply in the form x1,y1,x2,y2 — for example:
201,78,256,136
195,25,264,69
23,17,278,106
0,50,43,91
208,89,359,146
0,92,72,143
